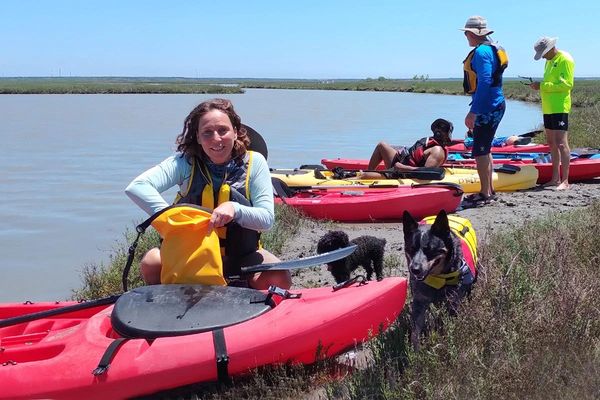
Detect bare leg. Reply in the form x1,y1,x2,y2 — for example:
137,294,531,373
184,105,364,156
475,154,493,197
555,130,571,190
544,129,560,186
245,249,292,290
140,247,162,285
367,141,399,170
488,153,495,194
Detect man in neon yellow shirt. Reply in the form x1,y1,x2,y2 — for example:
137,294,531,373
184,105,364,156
529,37,575,190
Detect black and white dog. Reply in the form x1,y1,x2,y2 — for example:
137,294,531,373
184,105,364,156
402,209,477,349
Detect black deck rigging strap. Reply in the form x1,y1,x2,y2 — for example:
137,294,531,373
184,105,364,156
121,215,155,292
212,328,230,384
92,338,128,376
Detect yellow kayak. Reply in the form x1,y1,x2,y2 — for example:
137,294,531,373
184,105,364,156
271,165,538,194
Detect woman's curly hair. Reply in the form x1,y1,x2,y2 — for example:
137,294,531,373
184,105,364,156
176,98,250,162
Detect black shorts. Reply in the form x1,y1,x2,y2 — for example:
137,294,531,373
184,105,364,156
472,102,506,157
391,146,409,165
543,113,569,131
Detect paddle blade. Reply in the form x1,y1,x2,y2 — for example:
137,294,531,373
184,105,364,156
493,164,521,174
392,167,445,180
519,129,543,138
241,245,358,273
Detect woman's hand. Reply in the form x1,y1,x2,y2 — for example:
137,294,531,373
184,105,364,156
208,201,236,231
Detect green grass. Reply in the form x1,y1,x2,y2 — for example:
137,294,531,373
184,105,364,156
0,77,243,94
329,202,600,400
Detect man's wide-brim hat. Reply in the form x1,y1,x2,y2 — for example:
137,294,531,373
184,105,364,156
460,15,494,36
534,36,558,60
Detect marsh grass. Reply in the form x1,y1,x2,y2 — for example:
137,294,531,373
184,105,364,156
72,227,160,300
0,77,243,94
261,204,310,255
324,202,600,400
570,105,600,148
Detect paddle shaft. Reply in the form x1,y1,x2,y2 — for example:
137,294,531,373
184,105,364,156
290,184,403,191
331,167,445,180
0,295,120,328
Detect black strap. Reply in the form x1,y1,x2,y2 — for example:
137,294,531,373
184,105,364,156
92,338,128,376
212,328,230,384
332,275,367,291
121,211,158,291
121,227,144,292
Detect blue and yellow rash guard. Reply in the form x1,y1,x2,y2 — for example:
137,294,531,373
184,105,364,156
540,50,575,114
468,44,505,115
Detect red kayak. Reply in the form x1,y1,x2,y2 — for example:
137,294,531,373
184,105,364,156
447,140,550,153
445,157,600,183
274,184,463,222
321,157,600,184
0,279,407,399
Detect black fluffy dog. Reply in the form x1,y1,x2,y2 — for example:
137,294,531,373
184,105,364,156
317,230,386,283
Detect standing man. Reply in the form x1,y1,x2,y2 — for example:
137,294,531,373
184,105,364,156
529,37,575,190
460,16,507,207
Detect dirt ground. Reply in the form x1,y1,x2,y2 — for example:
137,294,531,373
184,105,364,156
278,179,600,289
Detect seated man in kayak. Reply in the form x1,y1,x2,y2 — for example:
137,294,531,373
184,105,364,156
360,118,453,178
125,98,291,290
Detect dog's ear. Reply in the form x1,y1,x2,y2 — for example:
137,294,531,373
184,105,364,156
431,209,451,238
402,210,419,237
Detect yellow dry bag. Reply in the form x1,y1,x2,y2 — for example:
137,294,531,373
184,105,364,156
151,204,226,286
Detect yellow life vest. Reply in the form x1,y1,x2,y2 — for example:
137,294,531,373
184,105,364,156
173,152,260,276
421,215,478,289
463,43,509,94
150,204,227,286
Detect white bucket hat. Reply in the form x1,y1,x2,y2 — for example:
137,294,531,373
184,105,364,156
533,36,558,60
460,16,494,36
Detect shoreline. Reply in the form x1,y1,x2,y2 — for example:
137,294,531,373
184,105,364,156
282,179,600,289
0,78,593,108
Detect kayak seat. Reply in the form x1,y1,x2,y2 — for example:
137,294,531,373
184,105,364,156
111,285,274,339
272,177,296,198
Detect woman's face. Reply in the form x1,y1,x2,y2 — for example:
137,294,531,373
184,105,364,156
196,110,237,165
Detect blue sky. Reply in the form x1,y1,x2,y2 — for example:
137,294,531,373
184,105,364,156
3,0,598,78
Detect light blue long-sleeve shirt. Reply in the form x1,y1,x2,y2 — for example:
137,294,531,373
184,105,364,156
125,152,274,232
470,43,505,115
